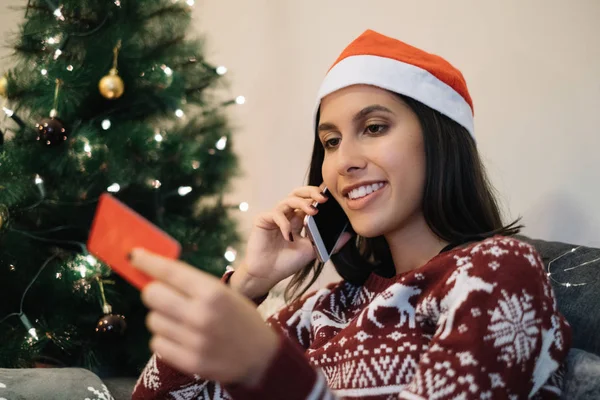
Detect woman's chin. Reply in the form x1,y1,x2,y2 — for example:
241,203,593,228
350,222,388,239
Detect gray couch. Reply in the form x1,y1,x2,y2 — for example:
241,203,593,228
0,236,598,399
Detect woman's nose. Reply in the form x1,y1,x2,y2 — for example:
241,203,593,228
336,139,367,175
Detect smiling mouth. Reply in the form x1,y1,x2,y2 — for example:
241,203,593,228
346,182,386,200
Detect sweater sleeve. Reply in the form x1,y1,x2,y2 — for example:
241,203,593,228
132,273,343,399
131,270,265,399
398,237,572,400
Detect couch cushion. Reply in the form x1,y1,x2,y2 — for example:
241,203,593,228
518,236,600,357
562,348,600,400
0,367,113,400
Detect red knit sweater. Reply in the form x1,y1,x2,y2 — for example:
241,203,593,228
131,236,571,399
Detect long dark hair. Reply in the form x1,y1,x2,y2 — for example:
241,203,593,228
284,93,522,302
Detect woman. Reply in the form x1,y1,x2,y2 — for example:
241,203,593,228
131,30,571,399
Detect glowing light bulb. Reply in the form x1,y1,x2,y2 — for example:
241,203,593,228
28,328,38,340
102,119,111,130
86,255,97,266
154,133,163,142
35,174,43,185
162,65,173,76
178,186,192,196
53,8,64,20
239,202,249,212
175,109,184,118
224,247,237,262
107,183,120,193
235,96,246,105
41,69,48,76
216,136,227,150
216,66,227,75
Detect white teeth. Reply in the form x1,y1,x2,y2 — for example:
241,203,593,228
348,182,384,200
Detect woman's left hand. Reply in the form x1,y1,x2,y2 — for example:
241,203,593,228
130,248,280,387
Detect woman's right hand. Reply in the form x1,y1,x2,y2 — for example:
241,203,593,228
229,186,351,299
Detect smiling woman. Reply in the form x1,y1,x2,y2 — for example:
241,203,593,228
132,29,571,400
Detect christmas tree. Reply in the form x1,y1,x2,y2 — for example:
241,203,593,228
0,0,243,376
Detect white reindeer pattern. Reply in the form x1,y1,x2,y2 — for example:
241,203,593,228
357,284,422,329
286,288,332,344
437,261,495,339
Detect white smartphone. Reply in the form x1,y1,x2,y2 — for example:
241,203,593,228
303,186,350,263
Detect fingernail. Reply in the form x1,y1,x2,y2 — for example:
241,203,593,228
289,233,294,242
310,205,318,210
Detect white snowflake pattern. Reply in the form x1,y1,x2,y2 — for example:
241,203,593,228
489,372,505,388
483,245,509,258
471,308,482,317
415,273,425,280
458,324,468,333
454,255,471,266
487,261,500,271
387,331,407,341
484,290,541,369
338,337,348,347
457,374,478,393
86,384,114,400
470,243,484,254
456,351,478,366
355,331,372,342
480,391,492,399
524,253,538,267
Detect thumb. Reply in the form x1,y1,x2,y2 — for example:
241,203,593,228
332,231,353,254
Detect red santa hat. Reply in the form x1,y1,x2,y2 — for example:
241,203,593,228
316,29,475,138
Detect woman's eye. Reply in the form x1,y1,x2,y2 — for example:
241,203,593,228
324,138,341,148
365,124,387,134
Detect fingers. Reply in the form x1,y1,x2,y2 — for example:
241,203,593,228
147,311,205,350
276,196,317,217
290,186,328,204
141,282,190,322
131,249,220,298
150,335,200,377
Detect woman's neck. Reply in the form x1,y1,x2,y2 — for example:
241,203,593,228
384,213,449,275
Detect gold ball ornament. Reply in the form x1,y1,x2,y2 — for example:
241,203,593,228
0,75,8,97
99,68,124,100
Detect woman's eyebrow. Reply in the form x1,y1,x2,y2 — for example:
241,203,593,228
318,104,394,134
352,104,395,123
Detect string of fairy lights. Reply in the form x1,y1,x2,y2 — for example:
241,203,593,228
0,0,250,344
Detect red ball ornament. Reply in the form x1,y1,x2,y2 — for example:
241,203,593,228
96,312,127,335
36,117,67,146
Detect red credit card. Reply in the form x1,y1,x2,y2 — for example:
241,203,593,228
87,193,181,290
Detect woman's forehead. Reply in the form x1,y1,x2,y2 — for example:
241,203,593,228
320,86,407,119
